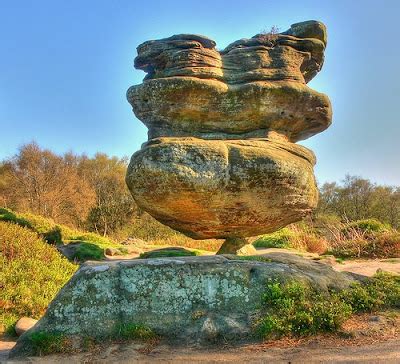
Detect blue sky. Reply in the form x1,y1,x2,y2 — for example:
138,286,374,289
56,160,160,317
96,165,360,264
1,0,399,185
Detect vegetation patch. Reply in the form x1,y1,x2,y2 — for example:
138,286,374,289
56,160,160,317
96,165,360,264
253,228,294,249
115,323,156,340
139,247,201,259
253,225,328,255
0,221,77,334
69,242,105,261
257,272,400,339
28,332,71,356
226,255,273,263
342,218,390,235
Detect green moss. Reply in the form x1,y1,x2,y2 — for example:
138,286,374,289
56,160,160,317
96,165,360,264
115,323,156,340
28,332,70,356
139,247,200,259
70,242,105,261
227,255,273,263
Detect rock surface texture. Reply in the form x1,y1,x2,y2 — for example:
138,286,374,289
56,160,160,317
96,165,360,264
126,21,332,252
10,254,359,357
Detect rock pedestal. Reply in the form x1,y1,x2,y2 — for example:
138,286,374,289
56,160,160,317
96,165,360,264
10,253,358,358
125,21,332,253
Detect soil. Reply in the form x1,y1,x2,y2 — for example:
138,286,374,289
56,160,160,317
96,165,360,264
2,312,399,363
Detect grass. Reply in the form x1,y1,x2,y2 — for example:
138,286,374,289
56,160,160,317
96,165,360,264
253,225,328,255
69,242,105,261
226,255,273,263
0,221,77,335
28,332,70,356
257,272,400,339
139,247,202,259
253,228,294,249
115,323,156,340
0,207,128,261
117,213,223,252
253,218,400,259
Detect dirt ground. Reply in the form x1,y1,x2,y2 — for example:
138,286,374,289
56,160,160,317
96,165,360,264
2,312,399,363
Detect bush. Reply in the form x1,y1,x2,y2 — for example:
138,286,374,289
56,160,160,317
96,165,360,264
257,280,352,338
257,273,400,339
343,219,389,235
329,231,400,259
253,228,294,249
139,247,200,259
253,226,328,254
70,242,105,261
0,207,123,261
0,221,77,334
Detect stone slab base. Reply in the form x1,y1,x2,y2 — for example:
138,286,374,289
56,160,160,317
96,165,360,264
10,253,360,358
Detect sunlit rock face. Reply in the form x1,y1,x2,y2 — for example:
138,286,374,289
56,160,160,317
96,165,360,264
126,21,332,249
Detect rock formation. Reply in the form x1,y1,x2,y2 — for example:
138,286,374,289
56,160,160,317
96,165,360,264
10,253,359,357
126,21,332,253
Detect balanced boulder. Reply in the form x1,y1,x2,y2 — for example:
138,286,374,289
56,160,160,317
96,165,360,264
126,21,332,253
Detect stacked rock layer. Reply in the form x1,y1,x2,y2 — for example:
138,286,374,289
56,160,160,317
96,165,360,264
126,21,332,251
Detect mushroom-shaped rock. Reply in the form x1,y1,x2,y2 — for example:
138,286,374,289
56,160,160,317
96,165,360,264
125,20,332,253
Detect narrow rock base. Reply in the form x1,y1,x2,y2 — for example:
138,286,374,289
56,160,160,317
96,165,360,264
216,237,256,255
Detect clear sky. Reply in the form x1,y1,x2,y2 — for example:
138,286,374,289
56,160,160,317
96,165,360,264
1,0,399,185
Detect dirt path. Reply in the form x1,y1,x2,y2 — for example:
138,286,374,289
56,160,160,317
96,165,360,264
3,336,399,363
254,248,400,277
2,312,399,363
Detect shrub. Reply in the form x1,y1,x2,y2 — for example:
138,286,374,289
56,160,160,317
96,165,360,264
0,208,31,229
343,218,389,235
257,280,352,338
70,242,105,261
0,221,77,334
253,226,328,254
257,273,400,339
0,207,123,261
139,247,200,259
253,228,294,249
329,231,400,259
340,272,400,311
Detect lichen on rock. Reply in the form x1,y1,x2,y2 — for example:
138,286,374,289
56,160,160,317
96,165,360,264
9,253,360,357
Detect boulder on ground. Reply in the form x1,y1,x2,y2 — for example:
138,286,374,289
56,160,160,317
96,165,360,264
10,253,360,358
15,317,38,336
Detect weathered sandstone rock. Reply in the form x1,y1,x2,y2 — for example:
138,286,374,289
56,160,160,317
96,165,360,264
126,137,318,239
125,20,332,252
127,78,331,142
128,21,331,142
133,21,326,85
14,317,38,337
10,253,360,357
